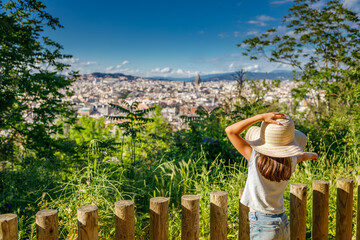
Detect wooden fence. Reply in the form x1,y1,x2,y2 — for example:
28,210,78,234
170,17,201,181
0,178,359,240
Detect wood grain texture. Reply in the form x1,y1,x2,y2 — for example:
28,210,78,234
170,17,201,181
115,200,135,240
290,183,307,240
0,214,18,240
336,178,353,240
238,189,249,240
181,195,200,240
312,180,329,240
36,209,58,240
210,191,227,240
150,197,169,240
77,205,98,240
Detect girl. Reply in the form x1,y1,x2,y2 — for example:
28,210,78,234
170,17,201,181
225,112,318,240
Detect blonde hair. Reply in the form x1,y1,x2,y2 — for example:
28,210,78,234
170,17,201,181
257,153,292,182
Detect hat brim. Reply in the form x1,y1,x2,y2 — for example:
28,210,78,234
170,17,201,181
245,126,307,158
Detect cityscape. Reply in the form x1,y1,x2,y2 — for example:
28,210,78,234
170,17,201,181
66,73,311,129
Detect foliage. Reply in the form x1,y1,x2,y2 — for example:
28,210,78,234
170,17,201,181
60,116,118,169
0,0,77,164
108,101,156,163
136,106,172,161
3,140,359,239
240,0,360,119
68,116,114,145
239,0,360,161
176,106,241,164
2,1,360,239
223,69,285,122
0,163,61,238
37,164,128,239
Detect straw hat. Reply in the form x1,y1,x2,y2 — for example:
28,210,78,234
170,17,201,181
245,116,307,158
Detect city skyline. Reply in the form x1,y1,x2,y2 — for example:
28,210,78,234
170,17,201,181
43,0,360,78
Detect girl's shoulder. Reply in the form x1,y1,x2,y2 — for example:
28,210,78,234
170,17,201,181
291,155,298,173
249,148,258,163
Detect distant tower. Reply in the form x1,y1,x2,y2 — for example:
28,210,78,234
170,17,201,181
194,73,201,85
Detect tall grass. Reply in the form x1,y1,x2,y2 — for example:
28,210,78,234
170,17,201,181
4,138,360,239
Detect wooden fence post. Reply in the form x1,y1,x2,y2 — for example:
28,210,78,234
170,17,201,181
357,176,360,240
238,189,249,240
290,183,307,240
210,191,227,240
312,180,329,240
0,214,18,240
150,197,169,240
181,195,200,240
336,178,353,240
36,209,58,240
77,205,98,240
115,200,135,240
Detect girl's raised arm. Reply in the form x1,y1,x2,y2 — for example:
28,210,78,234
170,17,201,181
225,112,286,160
296,152,319,163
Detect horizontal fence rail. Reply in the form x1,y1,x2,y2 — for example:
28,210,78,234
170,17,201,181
0,178,359,239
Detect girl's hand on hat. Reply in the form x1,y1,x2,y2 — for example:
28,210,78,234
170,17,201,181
261,112,287,125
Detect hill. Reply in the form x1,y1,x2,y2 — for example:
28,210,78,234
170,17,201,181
88,71,296,82
149,71,296,81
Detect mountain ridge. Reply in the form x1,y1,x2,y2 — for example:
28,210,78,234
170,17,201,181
87,71,297,81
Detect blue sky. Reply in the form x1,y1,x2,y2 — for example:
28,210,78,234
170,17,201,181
43,0,360,78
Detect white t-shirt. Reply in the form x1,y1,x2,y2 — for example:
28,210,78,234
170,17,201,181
240,149,298,214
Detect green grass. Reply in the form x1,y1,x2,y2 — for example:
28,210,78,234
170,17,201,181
2,143,360,239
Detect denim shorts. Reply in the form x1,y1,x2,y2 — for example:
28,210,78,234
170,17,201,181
249,211,290,240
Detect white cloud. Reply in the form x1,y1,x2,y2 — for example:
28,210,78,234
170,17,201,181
138,67,228,78
248,20,266,26
243,64,259,72
160,67,172,73
57,58,80,64
175,69,185,74
198,30,205,34
257,15,276,21
342,0,360,12
248,15,275,26
311,0,326,9
120,69,141,75
218,33,229,39
270,0,293,5
105,66,114,71
103,66,141,75
246,31,259,36
49,57,99,74
114,60,130,69
234,31,241,37
271,0,330,9
230,53,241,57
151,67,172,73
228,63,235,71
82,61,98,66
56,58,98,66
207,70,227,74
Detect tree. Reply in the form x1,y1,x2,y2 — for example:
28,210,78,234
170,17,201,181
224,69,278,121
240,0,360,119
138,106,172,161
0,0,77,164
108,102,155,163
232,69,246,97
69,116,114,146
